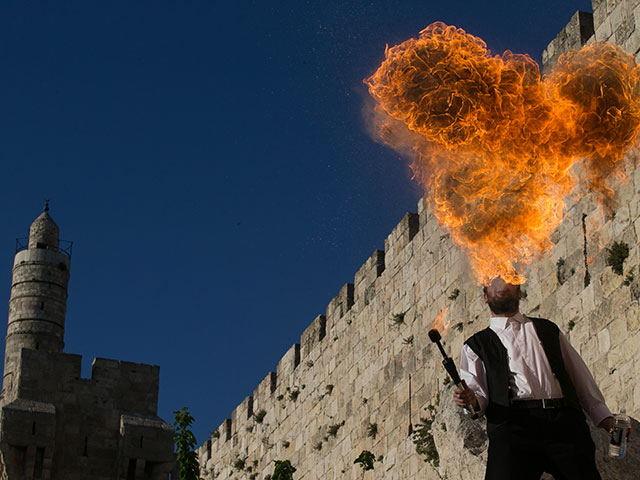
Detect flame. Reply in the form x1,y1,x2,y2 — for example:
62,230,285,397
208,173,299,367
365,22,640,285
430,305,451,337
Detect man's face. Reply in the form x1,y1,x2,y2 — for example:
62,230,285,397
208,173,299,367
484,277,521,315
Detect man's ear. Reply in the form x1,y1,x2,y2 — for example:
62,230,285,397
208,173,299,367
483,292,488,304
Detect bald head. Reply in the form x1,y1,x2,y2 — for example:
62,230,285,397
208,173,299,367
483,277,521,316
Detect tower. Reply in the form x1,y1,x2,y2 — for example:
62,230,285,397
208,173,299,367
1,203,71,402
0,206,175,479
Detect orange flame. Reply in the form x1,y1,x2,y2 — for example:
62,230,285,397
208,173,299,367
365,22,640,285
430,305,451,338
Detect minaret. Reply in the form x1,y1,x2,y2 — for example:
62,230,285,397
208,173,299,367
2,203,71,400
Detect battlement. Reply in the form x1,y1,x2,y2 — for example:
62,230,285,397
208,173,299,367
9,350,160,419
202,203,443,463
202,207,436,436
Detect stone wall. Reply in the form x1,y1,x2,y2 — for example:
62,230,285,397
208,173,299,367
199,2,640,478
1,349,175,480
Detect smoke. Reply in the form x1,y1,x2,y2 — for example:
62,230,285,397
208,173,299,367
364,22,640,285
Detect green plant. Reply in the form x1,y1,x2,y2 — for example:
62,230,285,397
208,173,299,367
354,450,376,471
556,258,567,285
327,421,345,437
377,455,384,462
567,319,576,333
232,457,246,471
272,460,296,480
448,288,460,300
288,387,300,402
624,272,634,286
173,407,203,480
211,429,220,439
606,241,629,275
253,409,267,423
413,415,439,467
390,312,405,327
367,422,378,439
306,360,314,368
277,394,284,401
402,335,414,345
282,440,290,448
443,376,451,386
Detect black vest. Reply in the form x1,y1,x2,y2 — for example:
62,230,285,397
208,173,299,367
465,317,581,421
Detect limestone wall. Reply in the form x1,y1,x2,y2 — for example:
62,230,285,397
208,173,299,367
1,349,174,480
199,2,640,478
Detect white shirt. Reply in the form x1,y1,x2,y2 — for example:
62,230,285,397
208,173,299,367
460,313,611,426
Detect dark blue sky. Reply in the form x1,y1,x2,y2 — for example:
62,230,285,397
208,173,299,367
0,1,592,443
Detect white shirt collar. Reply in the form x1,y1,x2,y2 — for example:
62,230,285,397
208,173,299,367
489,312,525,330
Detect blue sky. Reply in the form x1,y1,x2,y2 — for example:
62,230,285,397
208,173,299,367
0,1,592,443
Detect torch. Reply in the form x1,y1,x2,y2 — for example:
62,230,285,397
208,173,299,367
428,328,479,419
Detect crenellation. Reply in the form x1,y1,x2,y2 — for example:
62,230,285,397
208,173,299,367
300,314,326,359
276,344,301,386
383,212,419,272
251,371,277,416
542,11,595,74
230,398,250,439
354,249,386,313
325,282,354,333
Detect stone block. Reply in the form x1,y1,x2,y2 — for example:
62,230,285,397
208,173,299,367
598,328,612,354
601,267,624,297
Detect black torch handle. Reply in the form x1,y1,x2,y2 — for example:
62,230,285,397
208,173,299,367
442,357,479,419
442,357,462,385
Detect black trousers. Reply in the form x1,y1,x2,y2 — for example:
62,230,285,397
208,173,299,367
485,406,601,480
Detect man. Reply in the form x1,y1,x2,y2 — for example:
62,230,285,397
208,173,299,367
453,277,615,480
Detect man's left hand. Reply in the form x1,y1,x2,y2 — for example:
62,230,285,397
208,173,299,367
598,416,633,440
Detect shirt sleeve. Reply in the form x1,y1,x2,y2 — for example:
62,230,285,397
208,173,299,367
559,332,612,425
460,344,489,412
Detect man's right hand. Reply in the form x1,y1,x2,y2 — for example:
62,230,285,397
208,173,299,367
453,380,480,411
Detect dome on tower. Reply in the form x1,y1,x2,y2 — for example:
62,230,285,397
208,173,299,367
28,202,60,250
